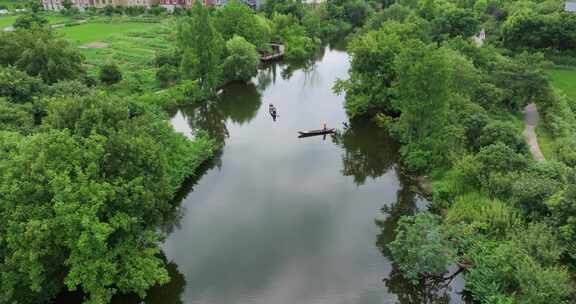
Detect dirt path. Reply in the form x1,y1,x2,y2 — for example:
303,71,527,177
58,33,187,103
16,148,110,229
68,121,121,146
523,103,546,162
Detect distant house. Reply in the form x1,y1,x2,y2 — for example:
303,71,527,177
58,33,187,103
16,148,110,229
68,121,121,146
43,0,158,10
566,1,576,12
209,0,261,9
43,0,245,11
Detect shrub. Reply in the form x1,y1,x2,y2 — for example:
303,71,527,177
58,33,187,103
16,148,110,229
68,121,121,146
510,222,563,267
155,51,180,67
47,80,92,97
156,65,178,88
451,154,483,189
401,144,433,173
222,36,260,83
476,143,528,173
0,67,44,103
103,4,114,16
510,172,561,215
99,63,123,85
284,34,317,61
148,4,166,16
466,240,572,304
13,13,48,29
389,213,457,283
0,100,34,134
445,192,521,235
477,121,526,152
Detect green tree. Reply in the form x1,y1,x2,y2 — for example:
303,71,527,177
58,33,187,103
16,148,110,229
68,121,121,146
393,41,450,146
502,11,576,51
283,30,316,61
213,0,270,48
0,66,44,103
466,239,572,304
156,64,179,87
13,13,48,29
103,4,114,16
99,62,122,85
388,213,458,283
263,0,305,20
477,120,526,152
148,4,166,16
547,173,576,264
0,100,35,133
47,80,92,97
334,28,403,118
26,0,42,13
430,7,480,41
0,94,215,304
222,36,260,83
343,0,371,27
62,0,73,10
0,29,85,84
492,52,550,110
178,1,223,91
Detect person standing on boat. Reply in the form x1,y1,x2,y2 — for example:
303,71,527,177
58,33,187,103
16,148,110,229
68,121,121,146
269,104,277,121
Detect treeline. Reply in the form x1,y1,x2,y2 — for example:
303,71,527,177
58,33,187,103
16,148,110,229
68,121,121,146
0,15,216,304
0,1,374,302
335,0,576,303
153,0,374,103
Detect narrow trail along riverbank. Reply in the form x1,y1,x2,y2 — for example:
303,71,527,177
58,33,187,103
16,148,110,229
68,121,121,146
523,103,546,162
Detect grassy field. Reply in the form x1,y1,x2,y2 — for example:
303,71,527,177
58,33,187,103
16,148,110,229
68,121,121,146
0,14,73,29
56,19,172,90
547,68,576,100
57,21,160,45
0,15,17,28
535,68,576,160
0,0,22,9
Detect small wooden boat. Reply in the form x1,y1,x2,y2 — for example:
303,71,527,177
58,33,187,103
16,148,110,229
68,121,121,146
269,104,277,121
298,128,335,137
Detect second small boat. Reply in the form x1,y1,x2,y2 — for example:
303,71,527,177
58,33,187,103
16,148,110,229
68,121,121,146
298,128,335,137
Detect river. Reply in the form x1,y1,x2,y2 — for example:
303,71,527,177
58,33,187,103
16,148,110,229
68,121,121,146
55,43,465,304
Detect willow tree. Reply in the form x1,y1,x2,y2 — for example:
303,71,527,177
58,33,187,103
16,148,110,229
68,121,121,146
178,1,223,91
393,40,451,145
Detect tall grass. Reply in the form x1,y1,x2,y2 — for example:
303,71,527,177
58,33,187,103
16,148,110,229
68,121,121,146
446,192,521,236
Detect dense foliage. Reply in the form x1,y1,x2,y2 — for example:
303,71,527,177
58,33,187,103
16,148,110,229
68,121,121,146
178,1,223,91
2,0,574,303
99,62,123,85
174,0,327,93
0,28,85,84
222,36,260,82
0,14,216,304
336,0,576,302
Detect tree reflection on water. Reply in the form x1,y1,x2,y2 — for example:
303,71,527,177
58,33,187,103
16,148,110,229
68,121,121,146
376,174,465,304
333,118,399,186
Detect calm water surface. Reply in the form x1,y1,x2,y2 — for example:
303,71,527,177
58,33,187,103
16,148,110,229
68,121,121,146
55,44,465,304
162,45,465,304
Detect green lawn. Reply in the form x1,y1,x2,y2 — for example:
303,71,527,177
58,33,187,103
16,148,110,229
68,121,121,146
536,122,555,160
0,14,72,29
0,15,17,28
536,68,576,161
547,68,576,100
46,15,71,24
0,0,21,9
58,20,170,91
57,21,160,45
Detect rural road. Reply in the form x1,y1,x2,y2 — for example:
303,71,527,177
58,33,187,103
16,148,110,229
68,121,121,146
523,103,546,162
